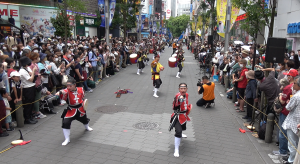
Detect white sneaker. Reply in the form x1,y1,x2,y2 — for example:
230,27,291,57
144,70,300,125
182,134,187,138
141,69,144,72
88,89,93,93
176,75,180,78
36,113,47,119
137,72,140,75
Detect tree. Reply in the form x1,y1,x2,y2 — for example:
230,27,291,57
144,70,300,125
50,14,72,37
232,0,273,43
111,0,139,41
203,0,217,39
165,15,190,37
51,0,86,41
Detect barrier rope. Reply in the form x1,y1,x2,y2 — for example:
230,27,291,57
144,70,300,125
237,91,300,155
0,71,95,123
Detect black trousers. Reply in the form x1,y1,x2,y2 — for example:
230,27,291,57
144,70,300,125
62,110,90,129
174,117,186,138
196,98,214,106
153,79,162,89
172,48,176,55
138,61,145,69
178,63,183,72
246,98,254,118
23,86,36,120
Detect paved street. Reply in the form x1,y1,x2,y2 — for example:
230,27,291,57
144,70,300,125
0,46,279,164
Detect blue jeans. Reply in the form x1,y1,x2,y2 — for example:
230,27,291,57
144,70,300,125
119,55,123,68
279,113,288,154
287,129,299,163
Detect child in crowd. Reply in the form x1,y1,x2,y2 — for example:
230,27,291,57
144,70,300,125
0,88,14,131
9,71,22,121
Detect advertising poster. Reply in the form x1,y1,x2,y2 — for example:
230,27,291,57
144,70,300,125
19,7,57,37
216,0,227,38
98,0,105,27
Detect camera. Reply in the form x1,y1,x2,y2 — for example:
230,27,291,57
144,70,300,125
197,79,203,87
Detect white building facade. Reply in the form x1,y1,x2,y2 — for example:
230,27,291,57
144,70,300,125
273,0,300,51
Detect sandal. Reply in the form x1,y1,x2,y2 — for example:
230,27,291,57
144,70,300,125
236,109,245,112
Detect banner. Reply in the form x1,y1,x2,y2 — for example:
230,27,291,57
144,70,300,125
149,21,152,33
99,0,115,27
109,0,116,26
98,0,105,27
230,6,240,30
197,29,201,36
141,15,146,31
216,0,227,38
153,21,157,34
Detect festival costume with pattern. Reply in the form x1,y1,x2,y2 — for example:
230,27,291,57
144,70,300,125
137,52,145,75
151,59,164,98
59,87,93,146
170,92,192,157
176,53,185,78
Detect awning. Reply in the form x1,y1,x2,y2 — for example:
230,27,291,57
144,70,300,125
0,18,23,31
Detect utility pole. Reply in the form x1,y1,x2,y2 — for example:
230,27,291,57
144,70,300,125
138,5,144,41
105,0,110,47
224,0,232,52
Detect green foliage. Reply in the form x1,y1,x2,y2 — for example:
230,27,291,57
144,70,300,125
52,0,87,37
50,15,72,37
232,0,272,40
111,0,139,39
166,15,190,37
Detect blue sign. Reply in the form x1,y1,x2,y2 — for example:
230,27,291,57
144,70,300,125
264,0,269,9
287,22,300,34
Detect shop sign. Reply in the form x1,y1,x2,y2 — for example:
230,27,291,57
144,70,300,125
287,22,300,34
0,5,20,21
85,18,94,25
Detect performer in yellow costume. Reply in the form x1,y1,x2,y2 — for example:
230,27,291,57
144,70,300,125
151,55,164,98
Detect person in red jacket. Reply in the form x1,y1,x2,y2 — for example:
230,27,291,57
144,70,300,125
55,77,93,146
169,83,192,157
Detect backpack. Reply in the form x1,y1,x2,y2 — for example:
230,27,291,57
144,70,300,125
258,122,266,140
88,51,97,62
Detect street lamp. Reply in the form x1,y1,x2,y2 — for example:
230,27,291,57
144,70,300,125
138,5,144,41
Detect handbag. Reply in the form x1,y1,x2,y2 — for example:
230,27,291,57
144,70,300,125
273,96,283,114
50,74,59,86
61,75,68,86
82,71,88,81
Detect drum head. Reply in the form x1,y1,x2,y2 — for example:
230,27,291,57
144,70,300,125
83,99,88,111
11,140,23,145
130,54,137,58
169,57,177,62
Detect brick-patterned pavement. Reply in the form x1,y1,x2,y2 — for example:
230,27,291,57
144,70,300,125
0,46,278,164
